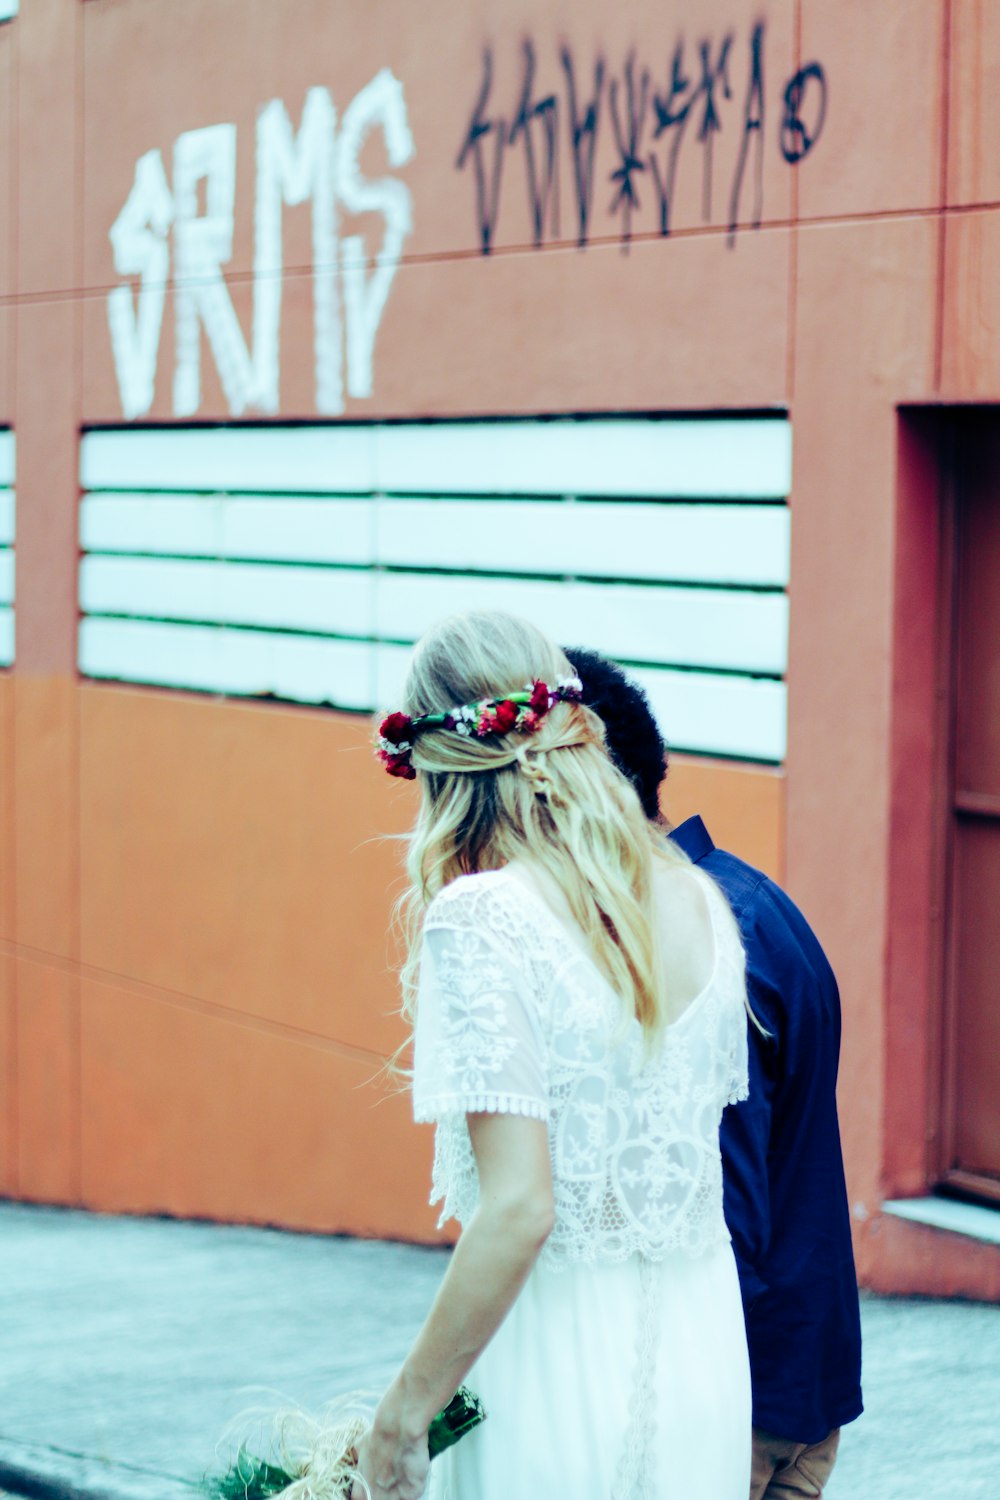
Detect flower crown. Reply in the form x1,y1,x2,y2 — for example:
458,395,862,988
376,675,584,779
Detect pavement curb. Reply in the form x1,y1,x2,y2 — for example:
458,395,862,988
0,1441,200,1500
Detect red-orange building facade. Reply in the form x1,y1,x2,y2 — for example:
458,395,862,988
2,0,1000,1298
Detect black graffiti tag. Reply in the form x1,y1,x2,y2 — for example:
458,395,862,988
508,40,560,247
694,35,734,222
561,50,605,248
456,30,828,254
728,22,766,244
649,42,694,237
608,53,650,244
780,62,827,163
455,49,506,255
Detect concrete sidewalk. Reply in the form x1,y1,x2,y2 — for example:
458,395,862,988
1,1202,998,1500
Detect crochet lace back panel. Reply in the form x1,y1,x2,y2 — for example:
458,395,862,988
411,866,749,1267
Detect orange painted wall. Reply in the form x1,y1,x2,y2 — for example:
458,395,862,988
1,0,999,1293
1,682,782,1239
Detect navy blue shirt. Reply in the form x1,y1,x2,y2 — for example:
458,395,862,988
670,816,863,1444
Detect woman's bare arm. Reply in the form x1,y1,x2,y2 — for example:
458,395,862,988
351,1112,554,1500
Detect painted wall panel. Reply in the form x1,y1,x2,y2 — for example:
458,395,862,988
82,229,793,425
12,677,79,960
17,0,79,297
0,672,12,941
80,974,441,1240
14,299,79,673
798,0,942,220
789,214,939,1281
328,234,792,423
948,0,1000,207
0,29,15,304
15,958,78,1204
79,688,413,1059
0,950,14,1196
942,210,1000,399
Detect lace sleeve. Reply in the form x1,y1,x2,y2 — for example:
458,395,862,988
412,909,549,1124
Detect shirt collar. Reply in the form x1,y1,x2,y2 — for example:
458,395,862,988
667,814,716,865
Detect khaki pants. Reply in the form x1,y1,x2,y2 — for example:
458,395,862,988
749,1426,841,1499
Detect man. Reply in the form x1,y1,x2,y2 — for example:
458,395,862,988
564,648,863,1500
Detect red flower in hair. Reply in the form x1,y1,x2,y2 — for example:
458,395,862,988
529,680,550,714
382,751,416,780
379,711,413,746
492,699,519,734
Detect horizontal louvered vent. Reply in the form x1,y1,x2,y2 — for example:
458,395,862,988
79,418,791,762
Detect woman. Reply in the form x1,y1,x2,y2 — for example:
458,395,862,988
354,611,751,1500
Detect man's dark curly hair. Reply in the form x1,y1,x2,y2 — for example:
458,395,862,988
562,647,668,821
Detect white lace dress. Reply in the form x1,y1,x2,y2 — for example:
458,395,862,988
412,866,751,1500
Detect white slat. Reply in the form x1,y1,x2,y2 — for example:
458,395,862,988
0,3,19,22
0,548,13,607
0,605,12,665
0,434,16,488
80,419,790,501
82,492,789,586
80,556,375,637
633,667,787,762
79,618,374,707
374,419,791,499
81,494,375,565
376,574,787,675
80,427,378,495
0,490,13,545
374,644,786,762
378,499,790,586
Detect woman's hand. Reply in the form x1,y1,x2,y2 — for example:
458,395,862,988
350,1397,430,1500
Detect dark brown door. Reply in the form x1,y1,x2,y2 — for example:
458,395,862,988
941,419,1000,1201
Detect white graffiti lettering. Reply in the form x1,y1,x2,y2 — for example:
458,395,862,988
338,69,415,400
255,87,340,414
107,75,414,421
107,149,175,422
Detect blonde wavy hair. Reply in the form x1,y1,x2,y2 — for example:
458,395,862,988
394,610,686,1045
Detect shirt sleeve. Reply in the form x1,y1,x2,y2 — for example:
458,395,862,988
412,909,550,1125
